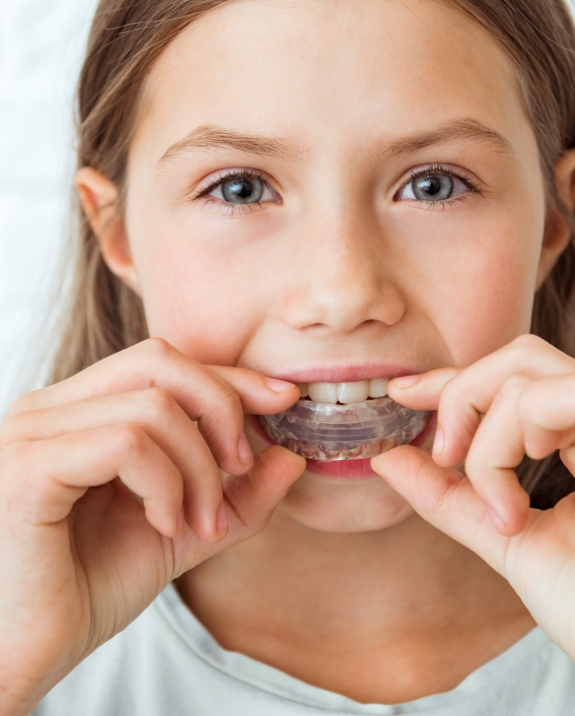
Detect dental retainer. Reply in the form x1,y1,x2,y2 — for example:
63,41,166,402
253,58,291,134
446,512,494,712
257,397,431,461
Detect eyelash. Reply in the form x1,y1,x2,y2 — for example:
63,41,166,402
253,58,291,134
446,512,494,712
193,169,271,214
192,164,482,214
398,164,482,210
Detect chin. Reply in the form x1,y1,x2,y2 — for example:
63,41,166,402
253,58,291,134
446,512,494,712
277,470,415,533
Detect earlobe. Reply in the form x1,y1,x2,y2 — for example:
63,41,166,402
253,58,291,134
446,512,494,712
75,167,141,295
536,149,575,289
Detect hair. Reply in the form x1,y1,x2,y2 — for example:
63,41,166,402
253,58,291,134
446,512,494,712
52,0,575,509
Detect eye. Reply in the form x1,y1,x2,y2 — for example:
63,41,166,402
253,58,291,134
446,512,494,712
203,171,278,205
396,170,473,203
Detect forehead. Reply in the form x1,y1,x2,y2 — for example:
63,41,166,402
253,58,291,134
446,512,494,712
133,0,529,162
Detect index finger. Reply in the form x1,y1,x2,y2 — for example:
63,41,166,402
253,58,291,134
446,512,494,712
389,335,575,468
7,339,299,476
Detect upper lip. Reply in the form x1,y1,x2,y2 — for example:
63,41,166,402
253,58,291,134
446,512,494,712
267,363,425,384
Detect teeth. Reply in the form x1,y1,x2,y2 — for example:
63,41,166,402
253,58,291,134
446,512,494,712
337,381,369,404
369,378,389,398
297,383,309,398
303,378,390,404
308,382,338,403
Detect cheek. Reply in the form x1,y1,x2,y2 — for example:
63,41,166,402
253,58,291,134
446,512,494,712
391,210,543,367
126,214,269,364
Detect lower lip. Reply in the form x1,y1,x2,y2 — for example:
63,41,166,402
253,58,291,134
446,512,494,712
249,412,437,481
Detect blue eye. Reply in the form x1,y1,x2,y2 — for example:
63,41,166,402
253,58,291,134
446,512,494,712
397,171,472,203
203,171,278,205
412,174,453,201
221,176,264,204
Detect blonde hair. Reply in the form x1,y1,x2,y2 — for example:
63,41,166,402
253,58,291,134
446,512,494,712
53,0,575,507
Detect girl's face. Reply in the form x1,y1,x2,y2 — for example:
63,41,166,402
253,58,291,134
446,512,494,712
98,0,566,532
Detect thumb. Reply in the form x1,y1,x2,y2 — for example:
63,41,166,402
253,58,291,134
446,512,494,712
223,446,306,537
172,446,304,576
371,445,512,575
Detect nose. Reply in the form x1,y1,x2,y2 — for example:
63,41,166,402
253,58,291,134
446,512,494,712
281,207,406,334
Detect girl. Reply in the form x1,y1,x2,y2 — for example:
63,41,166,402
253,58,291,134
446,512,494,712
3,0,575,713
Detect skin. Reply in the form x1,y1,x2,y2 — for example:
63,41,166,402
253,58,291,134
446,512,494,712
3,0,575,711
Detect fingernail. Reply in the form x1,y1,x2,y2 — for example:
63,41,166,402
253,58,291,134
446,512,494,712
176,507,185,533
265,378,297,393
216,501,228,536
392,374,421,388
486,507,505,532
237,431,253,466
432,426,444,455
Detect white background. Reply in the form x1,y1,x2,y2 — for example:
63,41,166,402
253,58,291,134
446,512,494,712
0,0,574,416
0,0,97,415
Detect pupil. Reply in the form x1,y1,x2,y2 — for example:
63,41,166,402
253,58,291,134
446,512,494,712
413,174,453,201
222,177,263,203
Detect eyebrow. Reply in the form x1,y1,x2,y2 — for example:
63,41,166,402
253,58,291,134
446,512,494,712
381,118,514,159
159,125,304,163
158,118,514,165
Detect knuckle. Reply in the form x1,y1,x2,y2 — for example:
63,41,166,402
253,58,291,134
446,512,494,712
0,410,32,448
4,391,37,419
509,333,543,351
0,440,33,483
114,423,148,457
216,383,242,416
141,386,177,420
508,334,551,366
437,375,463,410
141,336,175,363
501,373,529,397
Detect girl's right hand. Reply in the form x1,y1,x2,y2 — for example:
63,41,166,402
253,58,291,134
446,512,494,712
0,338,304,715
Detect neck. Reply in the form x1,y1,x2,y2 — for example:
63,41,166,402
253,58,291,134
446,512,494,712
176,509,534,703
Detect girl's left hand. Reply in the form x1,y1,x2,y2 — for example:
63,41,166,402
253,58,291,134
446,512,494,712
371,334,575,660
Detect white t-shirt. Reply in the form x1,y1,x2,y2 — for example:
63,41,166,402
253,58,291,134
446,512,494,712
32,583,575,715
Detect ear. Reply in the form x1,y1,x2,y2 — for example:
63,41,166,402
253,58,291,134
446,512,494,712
75,167,141,295
536,149,575,289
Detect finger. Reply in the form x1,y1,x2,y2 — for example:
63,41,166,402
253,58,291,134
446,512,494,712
390,336,575,469
222,446,306,537
171,446,306,575
8,339,298,476
370,445,534,574
207,365,300,414
465,375,532,535
388,368,460,411
2,389,225,540
518,373,575,459
389,368,466,461
0,425,184,537
560,445,575,475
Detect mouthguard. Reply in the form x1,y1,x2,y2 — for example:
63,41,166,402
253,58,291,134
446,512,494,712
257,397,431,461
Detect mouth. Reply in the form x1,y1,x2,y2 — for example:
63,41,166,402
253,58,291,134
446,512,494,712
256,375,431,463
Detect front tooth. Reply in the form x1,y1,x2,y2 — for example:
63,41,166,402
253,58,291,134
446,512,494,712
297,383,309,398
369,378,390,398
337,380,369,404
308,382,338,403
